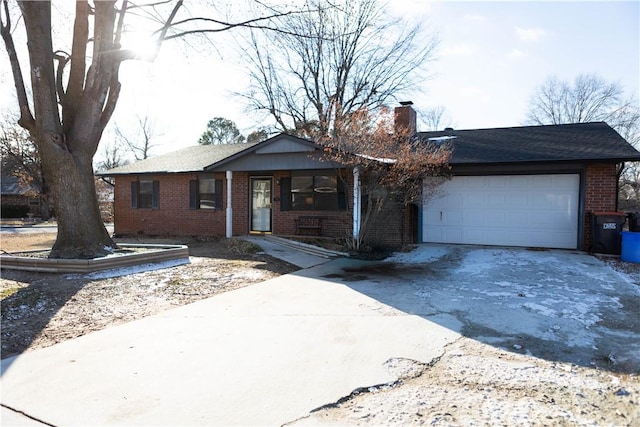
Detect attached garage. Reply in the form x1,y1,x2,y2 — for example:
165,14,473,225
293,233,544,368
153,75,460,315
417,121,640,251
423,174,580,249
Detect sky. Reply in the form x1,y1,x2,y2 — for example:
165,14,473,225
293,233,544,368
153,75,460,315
1,1,638,161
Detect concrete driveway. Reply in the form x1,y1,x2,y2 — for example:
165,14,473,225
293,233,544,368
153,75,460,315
1,244,638,425
0,259,459,426
339,245,640,373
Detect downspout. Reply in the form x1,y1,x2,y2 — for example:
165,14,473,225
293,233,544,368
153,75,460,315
353,167,361,240
226,171,233,238
616,162,624,212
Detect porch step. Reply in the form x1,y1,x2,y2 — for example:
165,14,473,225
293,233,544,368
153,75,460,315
263,235,349,259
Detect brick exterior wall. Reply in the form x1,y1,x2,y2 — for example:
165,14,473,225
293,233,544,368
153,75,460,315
363,203,415,249
114,173,228,237
115,163,619,249
113,171,358,240
583,162,620,251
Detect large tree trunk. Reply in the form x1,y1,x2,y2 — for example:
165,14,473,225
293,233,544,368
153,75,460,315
15,1,116,259
45,141,114,259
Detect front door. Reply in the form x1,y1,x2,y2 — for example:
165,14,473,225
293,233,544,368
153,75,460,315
250,178,272,232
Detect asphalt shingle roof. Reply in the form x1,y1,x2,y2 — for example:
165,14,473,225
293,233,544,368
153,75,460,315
100,143,258,175
102,123,640,176
418,122,640,164
1,176,39,195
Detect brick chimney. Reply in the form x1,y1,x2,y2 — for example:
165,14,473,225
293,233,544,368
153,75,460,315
394,101,417,136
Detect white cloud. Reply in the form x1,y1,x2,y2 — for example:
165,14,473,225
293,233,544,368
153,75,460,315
515,26,546,42
442,43,477,56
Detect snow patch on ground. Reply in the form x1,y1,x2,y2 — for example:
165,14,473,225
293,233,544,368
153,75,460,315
65,258,191,280
385,245,449,264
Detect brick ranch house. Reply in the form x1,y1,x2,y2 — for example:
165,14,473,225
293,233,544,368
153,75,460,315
0,175,42,218
101,103,640,251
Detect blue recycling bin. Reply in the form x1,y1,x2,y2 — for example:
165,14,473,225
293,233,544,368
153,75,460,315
621,231,640,263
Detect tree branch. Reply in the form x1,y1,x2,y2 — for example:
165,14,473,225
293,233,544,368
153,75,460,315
161,9,317,40
54,51,70,104
65,0,90,121
0,0,35,132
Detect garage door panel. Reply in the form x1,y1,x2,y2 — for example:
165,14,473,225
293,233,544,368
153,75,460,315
423,174,579,249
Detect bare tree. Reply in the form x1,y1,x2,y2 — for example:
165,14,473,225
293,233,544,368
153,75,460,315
526,73,634,125
419,105,455,131
198,117,245,145
317,107,451,250
0,116,52,218
241,0,438,137
115,113,159,160
525,73,640,210
96,138,128,172
0,0,303,258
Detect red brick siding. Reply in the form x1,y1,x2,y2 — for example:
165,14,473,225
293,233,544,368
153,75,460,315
115,164,619,250
114,171,356,240
583,163,619,250
230,172,249,235
363,203,415,248
114,173,227,237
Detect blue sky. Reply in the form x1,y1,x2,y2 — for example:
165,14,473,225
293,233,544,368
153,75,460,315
417,1,639,130
1,1,638,158
123,0,639,155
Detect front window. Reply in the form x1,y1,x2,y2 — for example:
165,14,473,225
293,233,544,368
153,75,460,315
131,179,159,209
199,178,216,209
292,175,339,210
138,180,154,209
189,177,221,210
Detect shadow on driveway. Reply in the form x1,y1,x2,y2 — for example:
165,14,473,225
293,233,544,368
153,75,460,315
311,245,640,374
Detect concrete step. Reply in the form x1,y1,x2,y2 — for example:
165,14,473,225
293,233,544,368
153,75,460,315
264,236,349,259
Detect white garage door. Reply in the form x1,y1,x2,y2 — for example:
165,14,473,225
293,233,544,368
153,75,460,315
423,174,580,249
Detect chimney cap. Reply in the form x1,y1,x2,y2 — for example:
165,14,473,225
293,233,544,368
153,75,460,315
399,101,414,106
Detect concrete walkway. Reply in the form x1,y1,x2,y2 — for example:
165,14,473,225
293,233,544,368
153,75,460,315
0,258,459,426
242,235,332,269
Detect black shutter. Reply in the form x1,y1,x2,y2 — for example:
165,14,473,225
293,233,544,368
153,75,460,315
280,177,291,211
214,179,223,210
337,178,347,210
131,181,139,209
152,180,160,209
189,180,198,209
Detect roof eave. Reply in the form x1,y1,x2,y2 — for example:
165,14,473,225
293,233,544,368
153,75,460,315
450,156,640,166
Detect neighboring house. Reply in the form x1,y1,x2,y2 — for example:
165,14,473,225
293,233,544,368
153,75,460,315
100,103,640,251
0,175,42,218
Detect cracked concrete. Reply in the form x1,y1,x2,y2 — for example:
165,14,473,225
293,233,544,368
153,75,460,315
3,244,637,425
294,336,640,426
283,339,460,427
1,258,459,426
342,245,640,373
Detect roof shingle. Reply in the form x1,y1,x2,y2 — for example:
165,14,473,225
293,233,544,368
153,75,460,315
418,122,640,164
100,143,258,175
102,122,640,176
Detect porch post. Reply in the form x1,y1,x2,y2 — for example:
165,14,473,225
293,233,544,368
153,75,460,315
226,171,233,238
353,167,361,239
